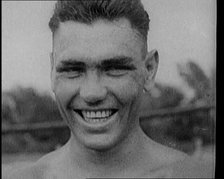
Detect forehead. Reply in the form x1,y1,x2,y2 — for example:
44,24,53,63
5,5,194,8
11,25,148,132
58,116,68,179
53,18,145,63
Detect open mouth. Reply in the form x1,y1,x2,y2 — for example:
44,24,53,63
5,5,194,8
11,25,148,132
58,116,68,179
74,109,118,124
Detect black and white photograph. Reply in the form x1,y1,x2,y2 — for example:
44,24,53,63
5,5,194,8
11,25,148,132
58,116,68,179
2,0,216,178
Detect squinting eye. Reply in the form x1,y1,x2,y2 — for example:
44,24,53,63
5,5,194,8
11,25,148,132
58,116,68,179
64,71,83,79
106,70,128,77
56,67,85,79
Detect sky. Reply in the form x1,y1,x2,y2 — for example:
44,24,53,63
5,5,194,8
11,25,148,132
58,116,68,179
2,0,216,98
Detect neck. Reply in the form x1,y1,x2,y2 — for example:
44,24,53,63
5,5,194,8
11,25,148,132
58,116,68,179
65,124,149,176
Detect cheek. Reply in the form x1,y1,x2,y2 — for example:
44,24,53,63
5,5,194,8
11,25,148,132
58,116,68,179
53,78,79,106
106,73,143,105
120,81,139,103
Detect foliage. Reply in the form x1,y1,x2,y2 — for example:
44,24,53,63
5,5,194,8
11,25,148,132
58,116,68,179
140,83,184,116
171,61,215,145
141,61,215,148
2,87,68,153
177,60,215,106
2,87,61,124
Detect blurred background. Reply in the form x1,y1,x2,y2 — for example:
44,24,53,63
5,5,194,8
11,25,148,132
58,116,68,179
2,0,216,171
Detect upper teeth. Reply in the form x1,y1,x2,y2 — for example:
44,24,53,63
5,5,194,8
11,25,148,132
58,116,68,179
82,110,112,119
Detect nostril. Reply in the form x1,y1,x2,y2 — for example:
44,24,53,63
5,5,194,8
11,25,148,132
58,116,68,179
85,99,104,106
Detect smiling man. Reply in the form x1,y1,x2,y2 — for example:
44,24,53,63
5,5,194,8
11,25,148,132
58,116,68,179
4,0,214,178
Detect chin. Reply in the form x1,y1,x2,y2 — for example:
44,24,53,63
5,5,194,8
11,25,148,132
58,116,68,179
76,131,125,152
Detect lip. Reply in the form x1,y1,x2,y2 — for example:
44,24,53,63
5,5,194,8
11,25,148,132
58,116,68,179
72,108,119,132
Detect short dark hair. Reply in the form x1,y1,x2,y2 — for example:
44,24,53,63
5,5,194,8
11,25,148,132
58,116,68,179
49,0,150,40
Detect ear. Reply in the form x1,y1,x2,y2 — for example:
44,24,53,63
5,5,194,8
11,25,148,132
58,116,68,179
144,49,159,91
50,52,55,93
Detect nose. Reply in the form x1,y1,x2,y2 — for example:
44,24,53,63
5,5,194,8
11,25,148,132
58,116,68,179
79,71,107,104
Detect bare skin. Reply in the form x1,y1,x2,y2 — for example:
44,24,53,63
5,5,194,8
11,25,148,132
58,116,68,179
3,18,214,179
3,133,214,179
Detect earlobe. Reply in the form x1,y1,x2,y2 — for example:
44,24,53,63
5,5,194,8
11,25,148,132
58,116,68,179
144,49,159,91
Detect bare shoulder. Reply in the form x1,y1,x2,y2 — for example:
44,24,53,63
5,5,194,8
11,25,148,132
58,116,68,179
2,150,61,179
147,139,188,165
2,161,47,179
170,155,215,178
144,140,214,178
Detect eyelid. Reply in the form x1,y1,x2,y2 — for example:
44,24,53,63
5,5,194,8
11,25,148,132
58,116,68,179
105,71,128,77
58,70,84,79
104,66,133,77
102,65,136,71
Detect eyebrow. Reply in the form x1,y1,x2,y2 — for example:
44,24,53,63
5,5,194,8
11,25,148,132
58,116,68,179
56,59,86,72
58,59,86,67
100,56,134,67
99,56,137,71
56,56,136,72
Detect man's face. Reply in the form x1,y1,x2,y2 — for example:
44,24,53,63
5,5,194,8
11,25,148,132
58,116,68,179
51,18,148,151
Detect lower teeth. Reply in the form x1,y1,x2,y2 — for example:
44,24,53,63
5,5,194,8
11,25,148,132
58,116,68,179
85,117,109,123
